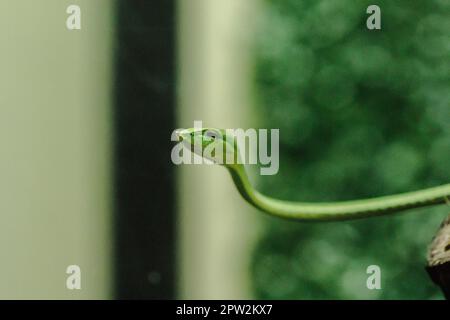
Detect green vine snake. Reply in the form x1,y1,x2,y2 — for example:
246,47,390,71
177,128,450,222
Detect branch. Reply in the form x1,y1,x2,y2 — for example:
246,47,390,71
426,214,450,299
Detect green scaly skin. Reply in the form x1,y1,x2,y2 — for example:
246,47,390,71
177,128,450,221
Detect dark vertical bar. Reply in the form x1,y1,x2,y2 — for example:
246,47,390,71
113,0,175,299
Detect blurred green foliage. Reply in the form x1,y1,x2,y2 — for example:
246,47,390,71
251,0,450,299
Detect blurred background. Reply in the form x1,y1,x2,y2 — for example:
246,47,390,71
0,0,449,299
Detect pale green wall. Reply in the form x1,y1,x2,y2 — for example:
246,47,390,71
0,0,115,299
177,0,262,299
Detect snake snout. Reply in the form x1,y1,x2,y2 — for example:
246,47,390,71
175,129,187,141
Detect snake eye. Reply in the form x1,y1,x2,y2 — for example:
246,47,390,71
204,130,218,141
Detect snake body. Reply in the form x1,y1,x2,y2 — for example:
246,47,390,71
227,163,450,221
177,128,450,221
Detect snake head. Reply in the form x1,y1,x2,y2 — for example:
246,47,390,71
176,127,237,164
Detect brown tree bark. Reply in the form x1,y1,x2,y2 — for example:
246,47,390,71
426,214,450,300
